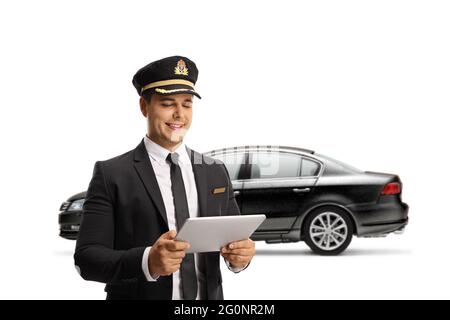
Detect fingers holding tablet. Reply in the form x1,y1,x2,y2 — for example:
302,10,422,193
221,238,256,268
148,230,191,277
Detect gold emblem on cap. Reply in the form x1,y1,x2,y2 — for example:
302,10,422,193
174,59,189,76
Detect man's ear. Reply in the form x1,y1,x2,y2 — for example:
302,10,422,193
139,97,148,117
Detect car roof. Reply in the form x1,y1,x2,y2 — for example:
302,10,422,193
204,145,362,174
204,145,315,156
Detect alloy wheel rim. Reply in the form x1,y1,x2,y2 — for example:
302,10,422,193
309,212,348,251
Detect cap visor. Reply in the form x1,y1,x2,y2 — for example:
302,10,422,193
144,84,201,99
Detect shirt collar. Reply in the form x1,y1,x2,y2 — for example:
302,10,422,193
144,135,190,166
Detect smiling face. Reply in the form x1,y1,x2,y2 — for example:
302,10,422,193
140,93,193,151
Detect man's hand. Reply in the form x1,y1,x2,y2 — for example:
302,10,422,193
148,230,190,278
220,238,256,269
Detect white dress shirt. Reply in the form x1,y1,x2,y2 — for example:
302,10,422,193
141,136,244,300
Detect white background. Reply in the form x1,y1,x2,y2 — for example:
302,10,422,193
0,0,449,299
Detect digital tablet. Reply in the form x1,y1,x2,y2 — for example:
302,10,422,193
174,214,266,253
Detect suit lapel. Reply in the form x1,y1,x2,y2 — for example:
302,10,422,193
133,139,168,227
187,147,208,218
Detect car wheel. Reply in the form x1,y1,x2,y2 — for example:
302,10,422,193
303,206,354,255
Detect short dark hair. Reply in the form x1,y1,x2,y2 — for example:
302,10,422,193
141,90,153,104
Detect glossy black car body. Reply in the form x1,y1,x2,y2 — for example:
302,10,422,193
58,145,408,255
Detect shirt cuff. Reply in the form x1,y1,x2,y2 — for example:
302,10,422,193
225,258,249,273
142,246,159,281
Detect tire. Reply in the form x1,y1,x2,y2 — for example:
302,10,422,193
303,206,354,255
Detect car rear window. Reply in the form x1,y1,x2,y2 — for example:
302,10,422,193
301,158,320,176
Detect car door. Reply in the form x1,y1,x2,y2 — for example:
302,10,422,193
208,151,248,210
241,151,321,232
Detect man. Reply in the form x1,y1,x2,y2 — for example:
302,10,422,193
74,56,255,300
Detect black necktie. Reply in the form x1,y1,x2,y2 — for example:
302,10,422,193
166,152,198,300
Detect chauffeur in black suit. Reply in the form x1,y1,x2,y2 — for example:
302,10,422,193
74,56,256,300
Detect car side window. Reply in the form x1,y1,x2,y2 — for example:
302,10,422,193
301,158,320,176
249,152,302,179
211,152,246,181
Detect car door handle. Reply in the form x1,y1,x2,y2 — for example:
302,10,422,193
233,190,241,196
292,188,311,193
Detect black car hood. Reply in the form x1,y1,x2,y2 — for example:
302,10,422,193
67,191,87,201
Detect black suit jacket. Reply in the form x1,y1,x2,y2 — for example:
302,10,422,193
74,139,240,300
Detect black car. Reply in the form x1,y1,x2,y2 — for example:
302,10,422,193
59,145,408,255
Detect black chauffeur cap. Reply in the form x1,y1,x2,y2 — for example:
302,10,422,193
132,56,201,99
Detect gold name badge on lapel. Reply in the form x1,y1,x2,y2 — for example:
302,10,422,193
212,187,226,194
